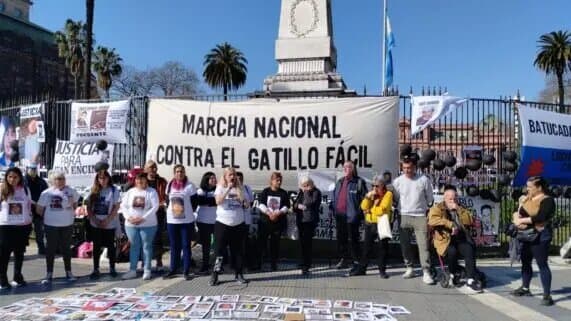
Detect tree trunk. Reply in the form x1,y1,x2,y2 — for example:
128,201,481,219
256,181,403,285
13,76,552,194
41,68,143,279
84,0,94,99
557,72,565,113
223,84,228,101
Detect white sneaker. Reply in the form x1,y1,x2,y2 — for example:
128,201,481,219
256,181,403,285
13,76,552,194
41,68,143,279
464,278,483,294
422,269,435,285
122,270,138,280
41,273,53,285
402,267,414,279
142,270,152,280
66,271,77,282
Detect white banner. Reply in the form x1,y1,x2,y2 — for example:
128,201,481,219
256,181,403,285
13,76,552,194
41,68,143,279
411,95,467,135
147,97,399,190
18,103,45,167
70,100,130,144
52,140,114,188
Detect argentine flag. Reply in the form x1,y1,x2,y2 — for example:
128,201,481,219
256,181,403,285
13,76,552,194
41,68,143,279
384,16,395,88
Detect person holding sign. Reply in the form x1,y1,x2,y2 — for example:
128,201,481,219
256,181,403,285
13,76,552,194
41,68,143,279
36,170,81,284
86,170,121,280
163,165,198,280
292,176,322,276
256,172,291,271
210,167,249,286
348,176,393,278
0,168,33,290
195,171,218,275
121,173,159,280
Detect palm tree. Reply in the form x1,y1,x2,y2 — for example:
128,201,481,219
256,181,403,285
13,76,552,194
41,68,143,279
203,42,248,100
93,46,123,98
84,0,95,99
55,19,85,99
534,30,571,113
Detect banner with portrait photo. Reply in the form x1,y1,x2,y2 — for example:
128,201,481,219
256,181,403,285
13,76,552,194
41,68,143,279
0,116,18,169
411,95,468,135
18,103,45,167
70,100,130,144
52,140,114,187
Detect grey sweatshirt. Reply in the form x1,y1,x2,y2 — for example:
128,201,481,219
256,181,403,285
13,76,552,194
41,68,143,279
392,174,434,217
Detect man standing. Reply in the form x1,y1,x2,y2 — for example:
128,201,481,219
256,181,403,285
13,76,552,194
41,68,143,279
24,164,48,255
144,160,168,272
331,161,367,271
393,157,435,284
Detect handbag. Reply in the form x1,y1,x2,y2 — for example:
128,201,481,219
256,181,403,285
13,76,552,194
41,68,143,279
377,214,392,240
516,227,538,243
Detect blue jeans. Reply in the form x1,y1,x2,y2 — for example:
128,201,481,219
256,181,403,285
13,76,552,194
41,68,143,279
167,223,194,274
125,225,157,272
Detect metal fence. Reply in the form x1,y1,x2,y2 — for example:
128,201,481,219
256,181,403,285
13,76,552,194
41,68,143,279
1,93,570,248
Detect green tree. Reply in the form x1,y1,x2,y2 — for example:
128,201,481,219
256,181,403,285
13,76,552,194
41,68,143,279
55,19,85,99
534,30,571,113
203,42,247,100
83,0,95,99
93,46,122,98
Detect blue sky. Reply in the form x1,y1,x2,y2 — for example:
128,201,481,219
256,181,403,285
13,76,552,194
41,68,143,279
31,0,570,100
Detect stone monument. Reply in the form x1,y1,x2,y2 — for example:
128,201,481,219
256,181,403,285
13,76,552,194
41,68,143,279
261,0,354,97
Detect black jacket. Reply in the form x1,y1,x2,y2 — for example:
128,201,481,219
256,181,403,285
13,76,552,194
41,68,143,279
293,188,322,227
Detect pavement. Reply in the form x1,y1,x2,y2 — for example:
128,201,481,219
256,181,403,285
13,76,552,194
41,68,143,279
0,245,570,321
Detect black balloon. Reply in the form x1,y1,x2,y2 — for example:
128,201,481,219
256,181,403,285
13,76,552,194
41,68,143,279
479,189,491,200
417,158,430,170
502,151,517,162
433,159,446,171
96,140,108,151
408,153,420,163
483,154,496,166
444,155,456,167
422,149,436,162
9,152,19,163
504,161,518,172
511,189,523,201
466,159,482,171
454,167,468,179
467,186,479,197
551,186,563,197
489,189,501,202
497,174,511,186
400,144,412,156
564,187,571,199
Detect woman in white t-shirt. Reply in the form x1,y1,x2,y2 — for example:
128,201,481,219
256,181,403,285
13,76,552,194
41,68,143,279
163,164,197,280
86,170,121,280
0,167,32,290
120,173,159,280
37,170,80,284
210,167,249,286
195,171,217,275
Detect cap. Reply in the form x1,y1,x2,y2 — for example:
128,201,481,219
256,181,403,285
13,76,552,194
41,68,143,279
94,161,109,172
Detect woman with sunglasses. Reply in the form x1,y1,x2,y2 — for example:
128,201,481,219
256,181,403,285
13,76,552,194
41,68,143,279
86,170,120,280
0,167,33,290
37,170,81,284
163,165,197,280
348,176,393,278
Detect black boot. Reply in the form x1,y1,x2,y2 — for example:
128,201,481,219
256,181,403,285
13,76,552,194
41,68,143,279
379,268,389,279
209,256,223,286
347,265,366,277
235,273,249,284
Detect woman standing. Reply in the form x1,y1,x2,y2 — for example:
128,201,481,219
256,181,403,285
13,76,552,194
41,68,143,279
349,176,392,278
511,176,555,306
210,167,249,286
195,171,217,275
37,170,80,284
257,172,290,271
0,168,33,289
292,176,322,276
163,165,197,280
121,173,159,280
86,170,121,280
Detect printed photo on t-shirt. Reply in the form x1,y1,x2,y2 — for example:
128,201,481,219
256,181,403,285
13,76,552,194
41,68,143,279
171,196,185,218
132,196,145,209
225,192,242,210
93,196,110,216
267,196,281,211
50,195,63,210
9,202,23,215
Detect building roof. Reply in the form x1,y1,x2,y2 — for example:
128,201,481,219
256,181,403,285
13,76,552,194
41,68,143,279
0,11,54,45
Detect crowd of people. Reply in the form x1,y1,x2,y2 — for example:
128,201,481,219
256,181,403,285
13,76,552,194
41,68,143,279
0,157,556,305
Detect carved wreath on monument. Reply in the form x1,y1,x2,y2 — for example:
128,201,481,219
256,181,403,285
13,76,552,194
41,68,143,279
290,0,320,38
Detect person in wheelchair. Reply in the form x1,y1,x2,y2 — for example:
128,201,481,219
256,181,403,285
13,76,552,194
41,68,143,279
428,185,483,293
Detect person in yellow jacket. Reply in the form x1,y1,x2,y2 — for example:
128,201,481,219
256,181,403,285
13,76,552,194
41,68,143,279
347,176,393,278
428,185,482,293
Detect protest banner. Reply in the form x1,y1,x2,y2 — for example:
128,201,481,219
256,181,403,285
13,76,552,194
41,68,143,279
70,100,129,144
52,140,114,187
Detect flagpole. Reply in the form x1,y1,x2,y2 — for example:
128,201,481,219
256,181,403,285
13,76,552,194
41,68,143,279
382,0,387,95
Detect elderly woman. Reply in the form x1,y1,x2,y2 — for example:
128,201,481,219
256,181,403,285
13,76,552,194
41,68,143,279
348,176,392,278
292,176,322,275
36,170,80,284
